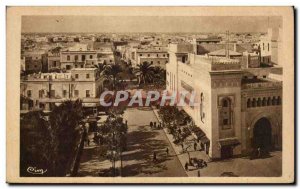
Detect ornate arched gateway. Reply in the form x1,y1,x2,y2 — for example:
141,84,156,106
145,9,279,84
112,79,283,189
249,116,282,152
252,117,272,151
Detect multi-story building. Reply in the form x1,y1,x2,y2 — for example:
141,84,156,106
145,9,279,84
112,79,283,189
60,44,98,70
47,51,61,70
254,27,282,66
20,68,103,113
128,48,169,69
166,43,282,160
23,50,48,73
92,42,115,65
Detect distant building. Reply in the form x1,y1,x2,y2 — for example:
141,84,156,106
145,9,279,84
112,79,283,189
193,37,222,45
60,44,98,70
23,50,48,73
127,48,169,69
92,42,115,64
47,51,61,71
254,27,282,66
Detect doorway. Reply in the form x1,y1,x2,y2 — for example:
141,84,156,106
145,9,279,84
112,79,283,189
221,146,233,159
252,117,272,151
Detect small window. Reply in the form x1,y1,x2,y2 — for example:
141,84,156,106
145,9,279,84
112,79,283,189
86,74,90,79
81,65,84,68
148,54,150,57
63,90,67,98
27,90,32,98
140,54,142,56
222,100,228,107
223,119,228,125
75,55,78,61
86,90,90,97
50,90,55,98
38,90,43,98
74,90,79,97
90,55,93,59
75,74,79,79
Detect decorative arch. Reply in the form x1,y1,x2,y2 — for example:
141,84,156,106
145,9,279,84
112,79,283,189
248,112,282,150
252,98,256,107
247,98,251,108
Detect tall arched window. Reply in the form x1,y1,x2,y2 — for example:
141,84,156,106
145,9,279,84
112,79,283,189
257,98,262,107
277,96,281,105
262,97,266,106
247,98,251,108
220,98,232,129
267,97,271,106
272,97,276,105
252,98,257,107
67,55,70,61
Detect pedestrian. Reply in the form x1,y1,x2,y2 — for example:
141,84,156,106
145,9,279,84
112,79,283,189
185,162,189,171
150,121,153,128
154,122,157,129
197,170,201,177
257,147,261,158
153,152,157,162
87,138,90,146
194,142,197,151
166,148,169,156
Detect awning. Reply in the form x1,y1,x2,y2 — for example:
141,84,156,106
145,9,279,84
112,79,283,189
218,138,240,147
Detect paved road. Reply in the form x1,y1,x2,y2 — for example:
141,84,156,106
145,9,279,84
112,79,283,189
122,107,187,177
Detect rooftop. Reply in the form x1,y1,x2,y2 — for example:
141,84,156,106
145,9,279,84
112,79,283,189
208,49,242,57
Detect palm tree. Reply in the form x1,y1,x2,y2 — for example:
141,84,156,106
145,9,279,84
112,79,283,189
94,62,106,74
101,64,123,90
152,66,166,89
135,61,155,85
48,99,84,176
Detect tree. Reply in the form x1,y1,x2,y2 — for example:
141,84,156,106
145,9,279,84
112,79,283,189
101,64,123,90
48,99,84,176
152,66,166,89
158,106,191,151
134,61,155,85
97,107,127,176
94,62,106,74
20,111,52,176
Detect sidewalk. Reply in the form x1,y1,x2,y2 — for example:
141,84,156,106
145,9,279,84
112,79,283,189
152,107,211,177
78,132,121,177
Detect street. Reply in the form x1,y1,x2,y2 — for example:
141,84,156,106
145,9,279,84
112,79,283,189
122,107,187,177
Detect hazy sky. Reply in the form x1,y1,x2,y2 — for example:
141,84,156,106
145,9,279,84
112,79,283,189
22,16,282,33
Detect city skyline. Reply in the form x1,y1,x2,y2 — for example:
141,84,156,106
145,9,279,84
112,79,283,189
22,16,282,33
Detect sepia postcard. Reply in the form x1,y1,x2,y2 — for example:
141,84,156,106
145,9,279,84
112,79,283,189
6,6,294,184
